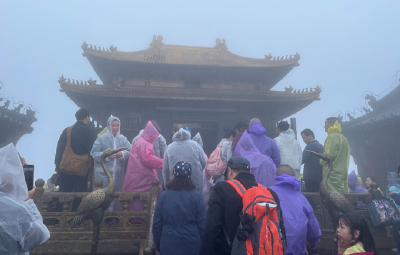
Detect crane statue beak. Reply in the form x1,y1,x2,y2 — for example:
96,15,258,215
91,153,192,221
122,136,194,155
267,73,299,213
102,146,129,158
306,150,332,163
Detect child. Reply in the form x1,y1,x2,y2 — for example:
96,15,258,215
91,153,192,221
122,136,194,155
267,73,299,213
337,212,377,255
152,161,206,255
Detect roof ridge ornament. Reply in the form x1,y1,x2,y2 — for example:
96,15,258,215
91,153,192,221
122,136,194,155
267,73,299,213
264,53,272,60
284,86,293,93
150,35,164,49
109,45,117,52
214,38,228,52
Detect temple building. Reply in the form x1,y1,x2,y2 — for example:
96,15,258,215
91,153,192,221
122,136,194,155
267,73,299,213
59,36,321,154
341,83,400,190
0,87,37,148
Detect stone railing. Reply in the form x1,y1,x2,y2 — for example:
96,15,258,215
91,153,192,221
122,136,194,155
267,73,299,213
31,179,160,255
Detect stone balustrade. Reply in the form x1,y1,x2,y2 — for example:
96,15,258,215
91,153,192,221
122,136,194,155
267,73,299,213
30,178,394,255
31,179,160,255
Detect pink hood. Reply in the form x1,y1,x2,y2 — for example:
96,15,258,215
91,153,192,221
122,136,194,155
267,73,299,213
142,121,160,143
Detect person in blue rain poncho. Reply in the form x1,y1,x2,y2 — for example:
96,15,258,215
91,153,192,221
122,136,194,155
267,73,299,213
90,115,131,211
386,172,400,198
0,144,50,255
269,164,321,255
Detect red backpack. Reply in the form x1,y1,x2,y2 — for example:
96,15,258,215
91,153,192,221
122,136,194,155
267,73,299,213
224,180,286,255
205,142,226,179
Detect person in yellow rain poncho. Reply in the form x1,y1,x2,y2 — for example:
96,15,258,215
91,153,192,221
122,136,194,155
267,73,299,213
321,117,350,193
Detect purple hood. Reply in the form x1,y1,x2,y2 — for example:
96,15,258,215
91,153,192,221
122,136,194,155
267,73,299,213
274,174,301,191
235,132,276,187
348,170,368,193
249,121,266,135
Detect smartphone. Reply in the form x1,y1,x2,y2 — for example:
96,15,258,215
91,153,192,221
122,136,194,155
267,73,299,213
23,165,34,191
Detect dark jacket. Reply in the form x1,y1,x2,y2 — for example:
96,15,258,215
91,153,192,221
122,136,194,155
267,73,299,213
302,140,324,182
200,172,286,255
54,121,97,171
152,189,206,255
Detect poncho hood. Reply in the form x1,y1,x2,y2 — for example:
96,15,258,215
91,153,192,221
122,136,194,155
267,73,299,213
192,132,203,148
327,120,342,134
172,128,191,141
274,174,301,191
106,115,121,137
142,121,160,143
348,170,368,192
249,121,266,135
235,131,260,153
0,143,28,201
278,129,296,142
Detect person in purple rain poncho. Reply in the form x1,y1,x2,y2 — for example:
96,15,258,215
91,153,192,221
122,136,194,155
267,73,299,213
244,118,281,168
122,121,163,211
348,170,368,193
234,131,276,187
270,165,321,255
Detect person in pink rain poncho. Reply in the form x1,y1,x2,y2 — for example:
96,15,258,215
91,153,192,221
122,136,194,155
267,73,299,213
122,121,163,211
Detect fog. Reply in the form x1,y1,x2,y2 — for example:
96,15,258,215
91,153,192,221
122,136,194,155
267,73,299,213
1,1,399,181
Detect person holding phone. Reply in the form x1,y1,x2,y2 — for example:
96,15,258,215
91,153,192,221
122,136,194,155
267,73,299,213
0,143,50,254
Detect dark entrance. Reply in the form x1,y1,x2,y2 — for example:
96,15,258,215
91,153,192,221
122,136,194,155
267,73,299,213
171,120,218,156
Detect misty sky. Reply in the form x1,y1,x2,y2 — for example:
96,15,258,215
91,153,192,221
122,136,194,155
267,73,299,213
1,1,399,182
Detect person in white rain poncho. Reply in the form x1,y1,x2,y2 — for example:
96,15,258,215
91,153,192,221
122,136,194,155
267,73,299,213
274,121,303,180
0,144,50,255
132,120,167,190
163,127,207,195
90,116,131,211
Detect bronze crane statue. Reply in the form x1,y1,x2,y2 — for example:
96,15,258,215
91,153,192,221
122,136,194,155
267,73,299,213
69,146,128,255
306,150,355,215
307,150,355,254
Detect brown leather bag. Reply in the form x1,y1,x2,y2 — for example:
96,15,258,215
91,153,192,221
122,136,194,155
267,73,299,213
59,126,92,176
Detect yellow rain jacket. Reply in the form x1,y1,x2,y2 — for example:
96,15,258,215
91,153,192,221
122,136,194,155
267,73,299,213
97,127,107,137
321,121,350,193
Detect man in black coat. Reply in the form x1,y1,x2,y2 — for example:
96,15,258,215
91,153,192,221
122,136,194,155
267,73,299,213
201,156,286,255
54,108,97,211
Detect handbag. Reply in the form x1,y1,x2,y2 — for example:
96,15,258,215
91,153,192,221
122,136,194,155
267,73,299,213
367,198,400,226
59,126,91,176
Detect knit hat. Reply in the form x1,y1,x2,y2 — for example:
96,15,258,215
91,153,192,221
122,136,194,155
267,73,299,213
173,161,192,178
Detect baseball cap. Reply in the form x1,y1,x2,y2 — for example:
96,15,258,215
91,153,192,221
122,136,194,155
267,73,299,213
227,156,250,171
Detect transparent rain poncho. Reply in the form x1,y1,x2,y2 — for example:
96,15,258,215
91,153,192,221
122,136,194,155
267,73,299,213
0,143,50,255
273,129,303,180
163,129,207,195
90,115,131,211
192,133,211,207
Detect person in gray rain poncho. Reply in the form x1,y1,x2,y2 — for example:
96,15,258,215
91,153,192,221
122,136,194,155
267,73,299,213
90,115,131,211
163,127,207,195
0,144,50,255
132,120,167,190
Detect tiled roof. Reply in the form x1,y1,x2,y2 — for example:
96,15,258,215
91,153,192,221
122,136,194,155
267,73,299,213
342,84,400,132
81,36,300,68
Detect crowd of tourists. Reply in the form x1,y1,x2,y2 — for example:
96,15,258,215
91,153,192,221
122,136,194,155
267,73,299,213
0,108,382,255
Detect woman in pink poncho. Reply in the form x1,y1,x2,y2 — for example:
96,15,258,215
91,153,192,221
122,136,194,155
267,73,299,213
122,121,163,211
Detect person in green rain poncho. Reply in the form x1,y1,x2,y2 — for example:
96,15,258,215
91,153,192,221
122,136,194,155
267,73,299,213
321,117,350,193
